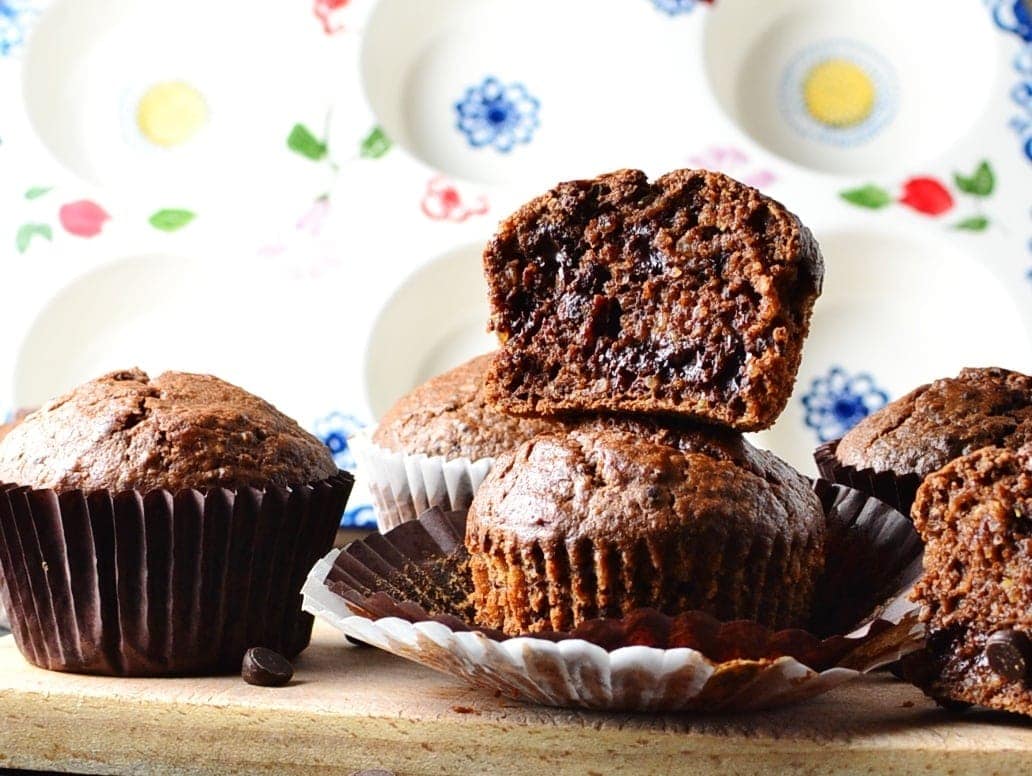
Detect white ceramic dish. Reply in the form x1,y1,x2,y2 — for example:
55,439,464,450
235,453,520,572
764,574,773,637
1,0,1029,525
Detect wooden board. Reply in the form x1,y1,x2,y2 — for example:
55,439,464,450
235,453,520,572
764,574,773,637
2,622,1032,776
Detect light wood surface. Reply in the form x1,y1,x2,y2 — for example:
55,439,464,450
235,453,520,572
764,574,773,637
2,622,1031,776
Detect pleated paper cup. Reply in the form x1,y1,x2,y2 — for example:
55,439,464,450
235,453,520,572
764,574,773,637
348,429,493,533
814,440,923,518
0,472,353,676
303,481,926,712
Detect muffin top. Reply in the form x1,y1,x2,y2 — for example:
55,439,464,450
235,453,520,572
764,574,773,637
0,369,337,493
468,416,823,544
372,353,560,460
0,408,32,444
836,367,1032,478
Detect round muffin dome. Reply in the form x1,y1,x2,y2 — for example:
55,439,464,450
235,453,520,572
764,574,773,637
0,368,337,493
372,352,560,460
466,418,825,635
835,366,1032,479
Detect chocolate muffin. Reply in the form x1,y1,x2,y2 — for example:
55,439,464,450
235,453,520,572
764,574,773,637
821,367,1032,514
466,418,825,635
0,368,352,676
0,369,337,492
372,353,558,460
906,444,1032,716
482,168,824,431
0,408,32,444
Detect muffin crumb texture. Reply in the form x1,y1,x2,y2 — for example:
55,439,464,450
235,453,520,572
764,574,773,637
0,368,337,493
482,168,824,431
909,443,1032,715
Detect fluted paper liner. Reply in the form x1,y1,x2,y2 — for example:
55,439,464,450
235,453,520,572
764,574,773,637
303,481,925,711
349,429,494,532
0,472,353,676
815,439,923,518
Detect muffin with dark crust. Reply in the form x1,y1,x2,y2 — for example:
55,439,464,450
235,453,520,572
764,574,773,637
466,418,825,635
372,353,558,460
905,444,1032,716
818,367,1032,514
358,353,562,529
0,369,337,492
0,368,352,676
482,168,824,432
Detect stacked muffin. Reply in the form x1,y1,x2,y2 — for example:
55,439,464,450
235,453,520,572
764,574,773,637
0,369,353,675
463,168,827,634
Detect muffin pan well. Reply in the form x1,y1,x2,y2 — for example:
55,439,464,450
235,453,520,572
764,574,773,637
0,0,1029,525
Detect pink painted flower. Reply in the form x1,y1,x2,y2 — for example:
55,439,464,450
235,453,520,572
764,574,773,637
420,176,489,223
899,177,954,216
297,195,331,237
314,0,349,35
59,200,110,237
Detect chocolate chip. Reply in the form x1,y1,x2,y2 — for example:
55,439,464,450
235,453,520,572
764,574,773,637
241,647,294,687
985,630,1031,683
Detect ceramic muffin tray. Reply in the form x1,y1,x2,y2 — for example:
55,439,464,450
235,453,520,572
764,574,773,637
0,0,1030,528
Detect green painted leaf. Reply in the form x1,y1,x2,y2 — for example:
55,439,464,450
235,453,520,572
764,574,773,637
953,161,994,197
15,223,53,253
24,186,52,200
149,209,196,232
360,126,392,159
840,185,892,209
953,215,989,231
287,123,327,161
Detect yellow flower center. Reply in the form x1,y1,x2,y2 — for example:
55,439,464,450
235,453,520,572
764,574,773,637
136,81,208,148
802,59,876,128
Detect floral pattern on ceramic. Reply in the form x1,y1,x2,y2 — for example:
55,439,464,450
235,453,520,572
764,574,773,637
650,0,709,15
314,411,366,470
455,77,540,153
840,160,998,232
801,366,890,443
313,0,349,35
0,1,34,58
988,1,1032,161
780,39,899,148
686,146,777,189
420,176,489,222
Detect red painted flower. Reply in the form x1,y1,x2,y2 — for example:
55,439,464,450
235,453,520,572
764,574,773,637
314,0,349,35
420,176,489,223
59,200,110,237
899,177,954,216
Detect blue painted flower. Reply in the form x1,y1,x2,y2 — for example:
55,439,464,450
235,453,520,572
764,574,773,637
313,411,365,470
991,0,1032,43
343,504,377,529
650,0,700,16
0,1,35,58
455,77,540,153
801,367,890,443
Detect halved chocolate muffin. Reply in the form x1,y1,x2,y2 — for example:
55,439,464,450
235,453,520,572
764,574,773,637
466,418,825,635
906,444,1032,716
482,168,824,431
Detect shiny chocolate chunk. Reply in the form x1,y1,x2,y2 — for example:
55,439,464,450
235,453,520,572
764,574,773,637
241,647,294,687
985,630,1031,683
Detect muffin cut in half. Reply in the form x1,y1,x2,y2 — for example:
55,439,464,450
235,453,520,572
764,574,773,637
466,418,825,635
907,444,1032,716
482,168,824,431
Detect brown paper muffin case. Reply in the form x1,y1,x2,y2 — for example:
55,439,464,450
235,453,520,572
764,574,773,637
348,430,494,532
0,472,353,676
814,439,923,518
302,481,925,711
